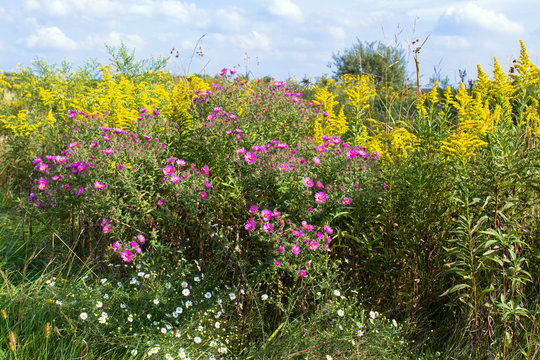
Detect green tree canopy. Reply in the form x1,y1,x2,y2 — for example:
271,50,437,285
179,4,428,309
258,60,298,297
331,40,407,88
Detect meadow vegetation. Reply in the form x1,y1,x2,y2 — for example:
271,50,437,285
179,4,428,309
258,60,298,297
0,41,538,359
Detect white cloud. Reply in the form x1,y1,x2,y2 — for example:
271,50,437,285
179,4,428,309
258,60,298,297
215,7,245,30
213,31,271,51
438,3,524,35
264,0,303,22
431,35,471,50
23,26,78,51
86,31,145,49
327,26,345,41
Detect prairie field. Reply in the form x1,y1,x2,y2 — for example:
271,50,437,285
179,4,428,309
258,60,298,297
0,42,538,359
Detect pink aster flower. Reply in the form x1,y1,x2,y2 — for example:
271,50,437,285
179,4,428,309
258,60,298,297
314,192,327,204
200,191,208,199
279,164,289,171
176,159,186,166
277,246,284,253
316,145,325,153
163,165,175,176
38,179,48,191
309,240,319,250
170,176,180,183
303,177,314,187
260,222,273,233
33,157,42,164
111,241,120,251
343,197,351,204
249,205,258,213
261,209,272,222
103,225,112,234
67,142,78,149
136,234,146,243
299,269,306,277
56,156,66,163
103,135,111,141
244,152,257,163
38,163,48,172
89,141,98,149
274,260,280,266
291,245,300,256
323,225,333,234
312,157,320,165
203,181,212,189
157,199,165,206
121,250,134,262
102,148,113,155
245,218,256,231
94,181,105,190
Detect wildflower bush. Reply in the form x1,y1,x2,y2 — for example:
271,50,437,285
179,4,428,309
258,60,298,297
1,41,539,360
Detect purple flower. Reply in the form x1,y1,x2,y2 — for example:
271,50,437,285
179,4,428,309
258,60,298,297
200,191,208,199
157,199,165,206
249,205,258,213
203,181,212,189
76,187,84,195
343,197,351,204
103,225,112,234
323,225,333,234
94,181,105,190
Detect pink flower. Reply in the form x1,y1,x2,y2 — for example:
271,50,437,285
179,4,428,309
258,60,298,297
299,269,306,277
292,245,300,256
103,135,111,141
245,218,256,231
94,181,105,190
90,141,98,148
274,260,280,266
111,241,120,250
200,191,208,199
263,223,274,233
314,192,327,204
249,205,258,213
303,177,313,187
56,156,66,163
277,246,284,253
67,142,78,149
316,181,323,189
323,225,333,234
121,250,133,262
136,234,146,243
309,240,319,250
244,152,257,163
38,179,48,190
261,209,272,221
316,145,325,153
157,199,165,206
343,197,351,204
38,163,48,172
170,176,180,183
102,148,113,155
203,181,212,189
312,157,320,165
163,165,175,176
279,164,289,171
103,225,112,234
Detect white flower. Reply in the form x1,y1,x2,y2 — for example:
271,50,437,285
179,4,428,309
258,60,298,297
218,347,227,354
210,340,217,347
337,309,344,317
197,325,204,332
165,282,172,289
153,298,160,305
55,300,62,306
369,310,378,319
215,321,221,329
100,278,107,284
229,293,236,300
194,276,200,282
147,313,152,320
392,319,398,327
326,356,333,360
130,349,138,356
178,349,186,358
261,294,268,301
333,290,341,297
172,312,179,318
181,281,188,288
357,330,364,337
182,288,190,296
194,336,202,344
186,300,192,307
176,307,183,314
130,278,138,285
103,294,109,299
205,292,212,299
80,312,88,320
128,314,133,322
165,354,173,360
117,281,123,287
96,301,103,308
161,327,167,334
98,317,106,324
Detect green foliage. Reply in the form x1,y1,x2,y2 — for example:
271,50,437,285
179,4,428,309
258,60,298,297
331,40,407,88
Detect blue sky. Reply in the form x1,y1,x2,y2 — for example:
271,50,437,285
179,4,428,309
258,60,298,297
1,0,538,86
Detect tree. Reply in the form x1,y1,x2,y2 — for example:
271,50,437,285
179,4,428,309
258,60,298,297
331,40,407,88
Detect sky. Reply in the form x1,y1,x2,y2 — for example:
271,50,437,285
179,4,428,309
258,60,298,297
1,0,539,86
